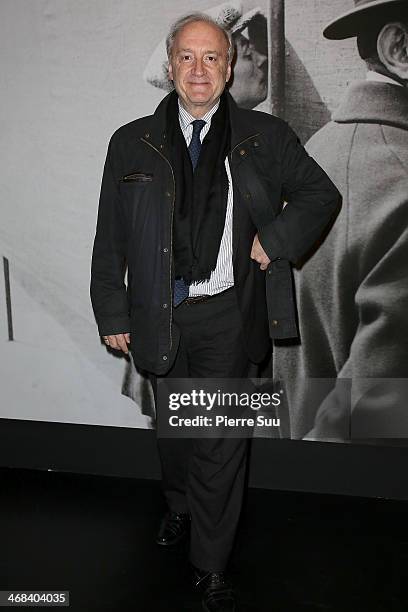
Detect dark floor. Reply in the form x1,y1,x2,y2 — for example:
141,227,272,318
2,467,408,611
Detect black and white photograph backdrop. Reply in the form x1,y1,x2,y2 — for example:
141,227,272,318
1,0,407,446
3,6,408,612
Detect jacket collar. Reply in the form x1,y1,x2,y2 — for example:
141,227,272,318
142,89,259,152
333,80,408,131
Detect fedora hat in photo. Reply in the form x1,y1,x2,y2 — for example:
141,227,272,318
143,1,264,91
323,0,407,40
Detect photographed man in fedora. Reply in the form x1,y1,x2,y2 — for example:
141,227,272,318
90,12,339,611
273,0,408,442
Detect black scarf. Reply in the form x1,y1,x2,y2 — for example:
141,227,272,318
166,90,231,283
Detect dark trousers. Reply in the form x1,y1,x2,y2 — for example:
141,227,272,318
150,287,253,571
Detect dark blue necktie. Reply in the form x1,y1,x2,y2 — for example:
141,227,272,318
173,119,206,307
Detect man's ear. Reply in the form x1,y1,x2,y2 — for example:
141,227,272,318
377,22,408,80
226,63,232,83
168,61,174,82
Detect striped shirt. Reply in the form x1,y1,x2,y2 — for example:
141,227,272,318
178,99,234,296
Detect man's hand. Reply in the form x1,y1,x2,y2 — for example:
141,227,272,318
102,333,130,354
250,234,271,270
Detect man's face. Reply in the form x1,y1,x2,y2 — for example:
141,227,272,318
229,32,267,109
168,20,231,117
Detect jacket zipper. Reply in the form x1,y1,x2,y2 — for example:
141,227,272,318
140,137,175,354
229,133,261,266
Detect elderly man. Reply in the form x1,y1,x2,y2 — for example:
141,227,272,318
273,0,408,442
143,1,268,110
121,3,268,409
90,12,339,611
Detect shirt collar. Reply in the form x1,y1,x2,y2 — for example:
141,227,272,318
178,98,220,131
366,70,403,87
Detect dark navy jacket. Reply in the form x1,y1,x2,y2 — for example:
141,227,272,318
90,92,340,374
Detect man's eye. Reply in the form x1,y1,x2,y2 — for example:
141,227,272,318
205,55,217,62
181,55,192,61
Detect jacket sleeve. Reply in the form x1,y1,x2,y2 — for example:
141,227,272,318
90,136,130,336
258,121,341,263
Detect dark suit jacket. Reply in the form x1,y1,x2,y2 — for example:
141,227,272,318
90,91,340,375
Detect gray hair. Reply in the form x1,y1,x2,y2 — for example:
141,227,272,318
166,12,234,64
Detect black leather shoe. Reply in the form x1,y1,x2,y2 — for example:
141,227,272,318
155,511,190,546
193,567,236,612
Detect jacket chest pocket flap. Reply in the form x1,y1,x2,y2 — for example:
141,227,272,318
119,172,154,217
120,172,153,183
119,172,154,210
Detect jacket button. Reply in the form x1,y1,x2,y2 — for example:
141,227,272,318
165,191,171,197
244,193,250,199
162,303,168,309
239,149,246,156
253,141,259,147
271,319,278,326
268,269,272,275
163,247,169,253
144,132,150,139
162,355,168,361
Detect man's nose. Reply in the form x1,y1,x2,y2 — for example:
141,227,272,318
192,57,205,76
